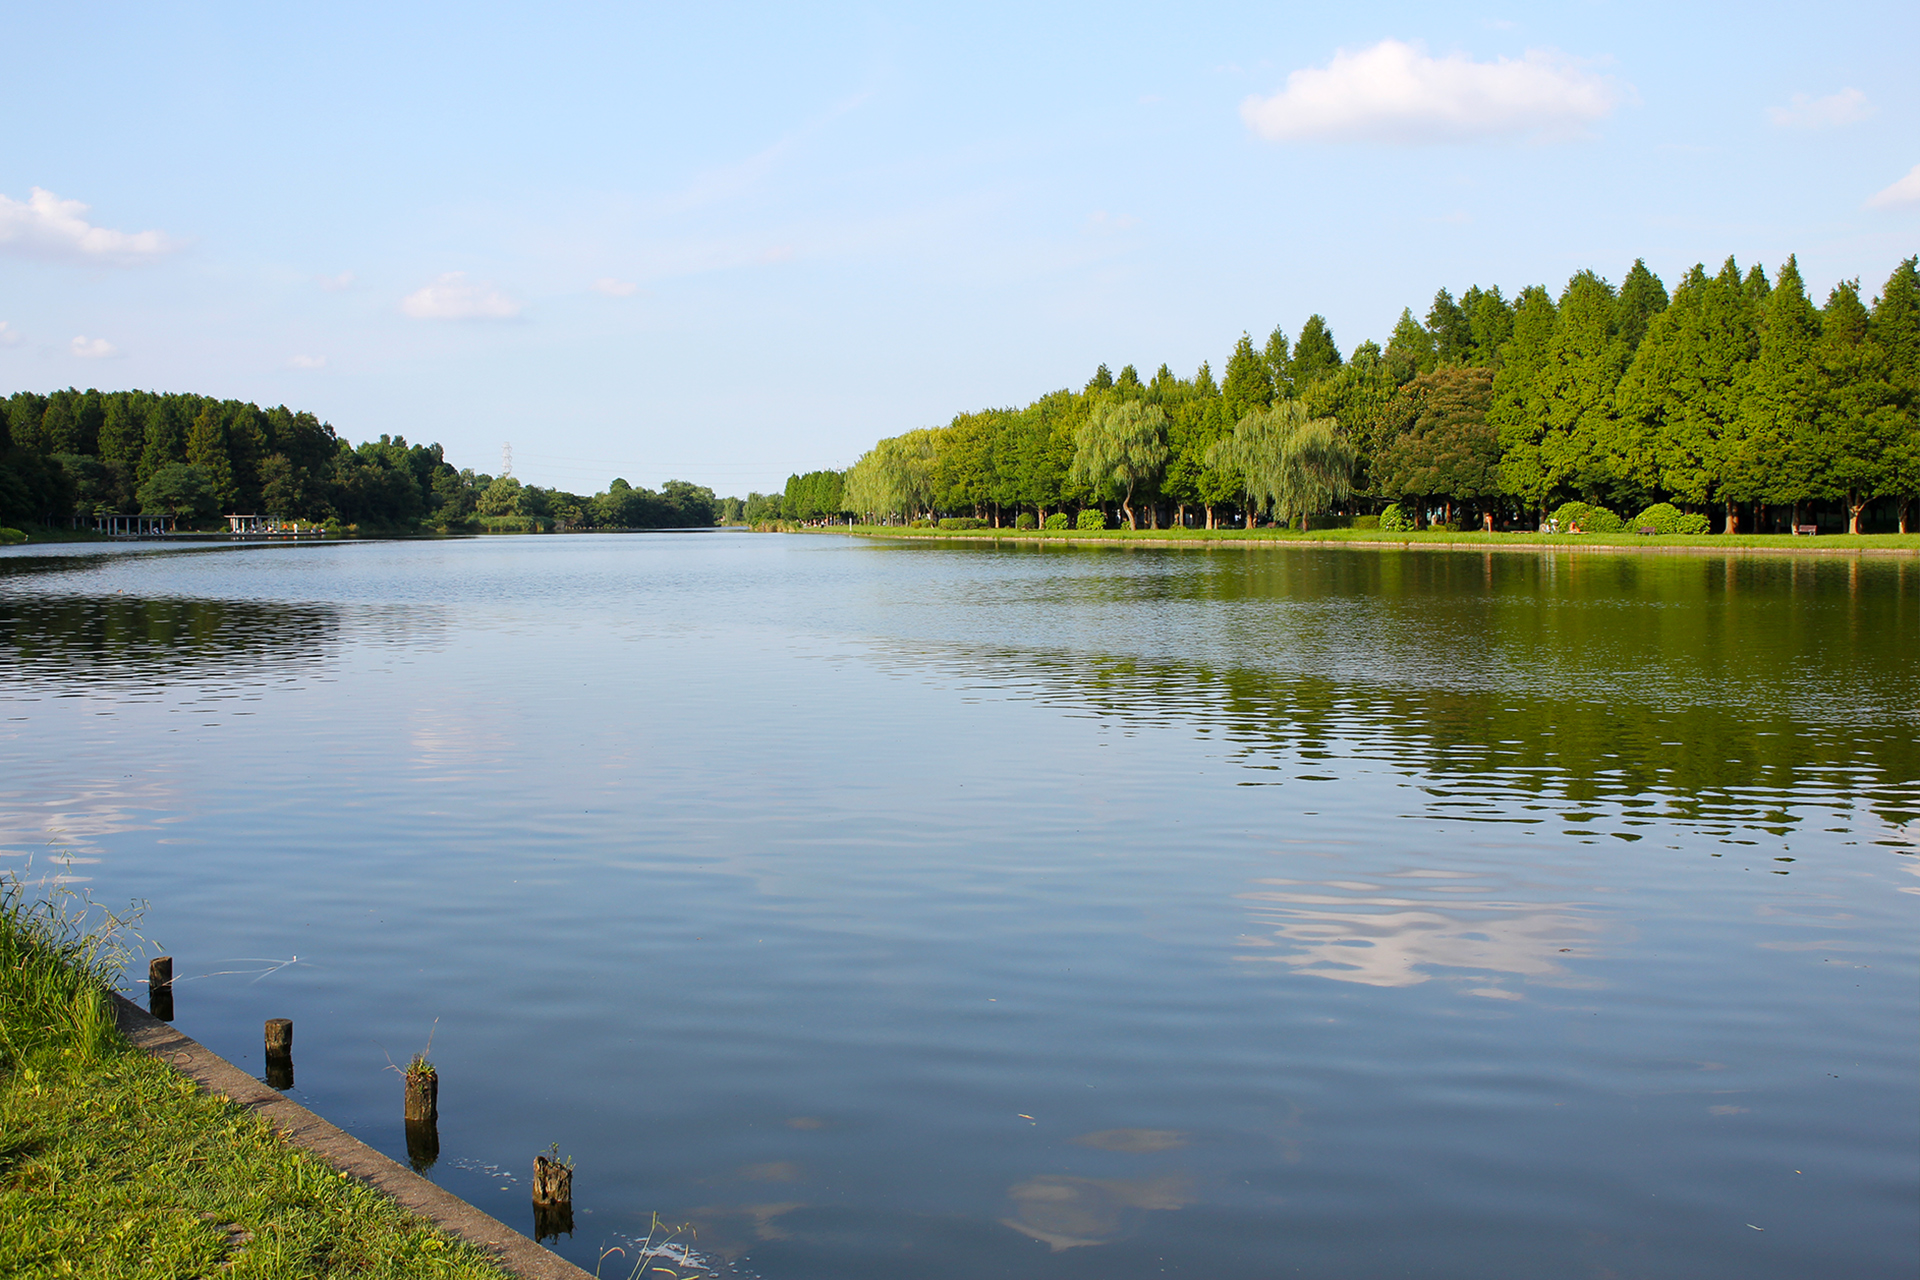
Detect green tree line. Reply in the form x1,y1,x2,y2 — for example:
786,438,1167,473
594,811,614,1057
0,389,716,531
829,254,1920,534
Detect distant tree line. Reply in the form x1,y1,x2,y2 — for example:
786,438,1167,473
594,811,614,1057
0,389,716,531
826,254,1920,534
743,470,848,525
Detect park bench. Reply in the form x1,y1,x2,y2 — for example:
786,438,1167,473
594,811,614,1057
1793,524,1818,536
1638,526,1658,535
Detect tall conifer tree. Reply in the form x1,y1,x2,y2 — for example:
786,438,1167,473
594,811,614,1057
1614,259,1669,356
1728,257,1822,525
186,403,239,509
1262,326,1293,398
1533,271,1627,505
1222,333,1274,422
1491,285,1559,519
1292,316,1343,388
1818,279,1899,532
1426,289,1472,365
1385,308,1436,383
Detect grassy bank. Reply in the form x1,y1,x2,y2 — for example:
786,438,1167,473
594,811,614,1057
0,875,512,1279
817,524,1920,554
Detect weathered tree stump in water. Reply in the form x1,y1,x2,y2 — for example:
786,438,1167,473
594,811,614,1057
532,1154,574,1241
148,956,174,1020
532,1154,572,1207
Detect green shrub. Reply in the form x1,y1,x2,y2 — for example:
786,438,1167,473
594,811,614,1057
1044,512,1070,530
1014,512,1037,530
0,527,25,545
909,518,932,528
1379,503,1413,532
1352,515,1380,530
938,516,985,530
1631,502,1711,535
1551,500,1624,533
1076,508,1107,531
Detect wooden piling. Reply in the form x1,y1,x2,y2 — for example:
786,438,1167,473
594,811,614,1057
264,1018,294,1089
403,1062,438,1125
148,956,174,1021
265,1018,293,1055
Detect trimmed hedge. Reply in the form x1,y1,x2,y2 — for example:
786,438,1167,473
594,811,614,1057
1076,509,1107,530
1044,512,1070,530
1551,500,1624,534
1632,502,1712,535
938,516,985,530
1014,512,1037,530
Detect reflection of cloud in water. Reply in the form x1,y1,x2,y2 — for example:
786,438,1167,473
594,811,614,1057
1002,1174,1190,1251
1237,868,1599,988
0,776,180,867
1070,1128,1186,1153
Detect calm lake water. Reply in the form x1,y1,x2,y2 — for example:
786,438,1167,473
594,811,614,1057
2,533,1915,1279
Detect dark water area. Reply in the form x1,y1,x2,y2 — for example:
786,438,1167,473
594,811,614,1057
1,533,1914,1279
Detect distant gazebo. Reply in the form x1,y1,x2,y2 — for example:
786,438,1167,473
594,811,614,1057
80,513,177,536
225,513,266,533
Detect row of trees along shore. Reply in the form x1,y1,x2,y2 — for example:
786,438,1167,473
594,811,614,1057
816,254,1920,535
0,390,717,530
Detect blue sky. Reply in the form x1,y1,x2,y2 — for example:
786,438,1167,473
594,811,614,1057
3,1,1916,496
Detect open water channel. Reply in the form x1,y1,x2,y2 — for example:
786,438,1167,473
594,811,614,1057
1,532,1915,1279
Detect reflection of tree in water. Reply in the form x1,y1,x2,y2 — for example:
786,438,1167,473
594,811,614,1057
884,547,1920,840
0,593,342,690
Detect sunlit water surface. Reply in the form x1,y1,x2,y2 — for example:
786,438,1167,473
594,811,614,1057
2,533,1914,1279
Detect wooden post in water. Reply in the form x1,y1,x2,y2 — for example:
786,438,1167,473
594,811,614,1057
148,956,174,1021
532,1154,574,1241
403,1062,438,1124
264,1018,294,1090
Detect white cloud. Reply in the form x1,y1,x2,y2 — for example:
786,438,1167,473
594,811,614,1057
70,335,120,359
0,322,21,348
290,354,327,368
1241,39,1622,144
401,272,523,320
592,276,639,297
1768,88,1872,129
317,271,355,292
1868,163,1920,210
0,188,177,264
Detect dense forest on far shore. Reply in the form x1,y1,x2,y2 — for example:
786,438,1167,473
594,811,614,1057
0,391,717,532
759,254,1919,535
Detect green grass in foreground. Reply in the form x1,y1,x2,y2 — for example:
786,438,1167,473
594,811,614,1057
825,523,1920,552
0,876,511,1280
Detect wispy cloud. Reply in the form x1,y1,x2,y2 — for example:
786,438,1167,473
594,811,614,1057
1867,163,1920,211
317,271,355,292
401,272,522,320
70,335,120,358
592,277,639,297
0,188,178,264
1241,39,1622,144
1768,88,1872,129
0,322,21,348
290,354,327,368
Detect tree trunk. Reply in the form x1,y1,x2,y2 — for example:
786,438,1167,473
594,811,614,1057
1902,499,1911,535
1848,491,1863,535
1205,505,1214,530
1245,505,1254,530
